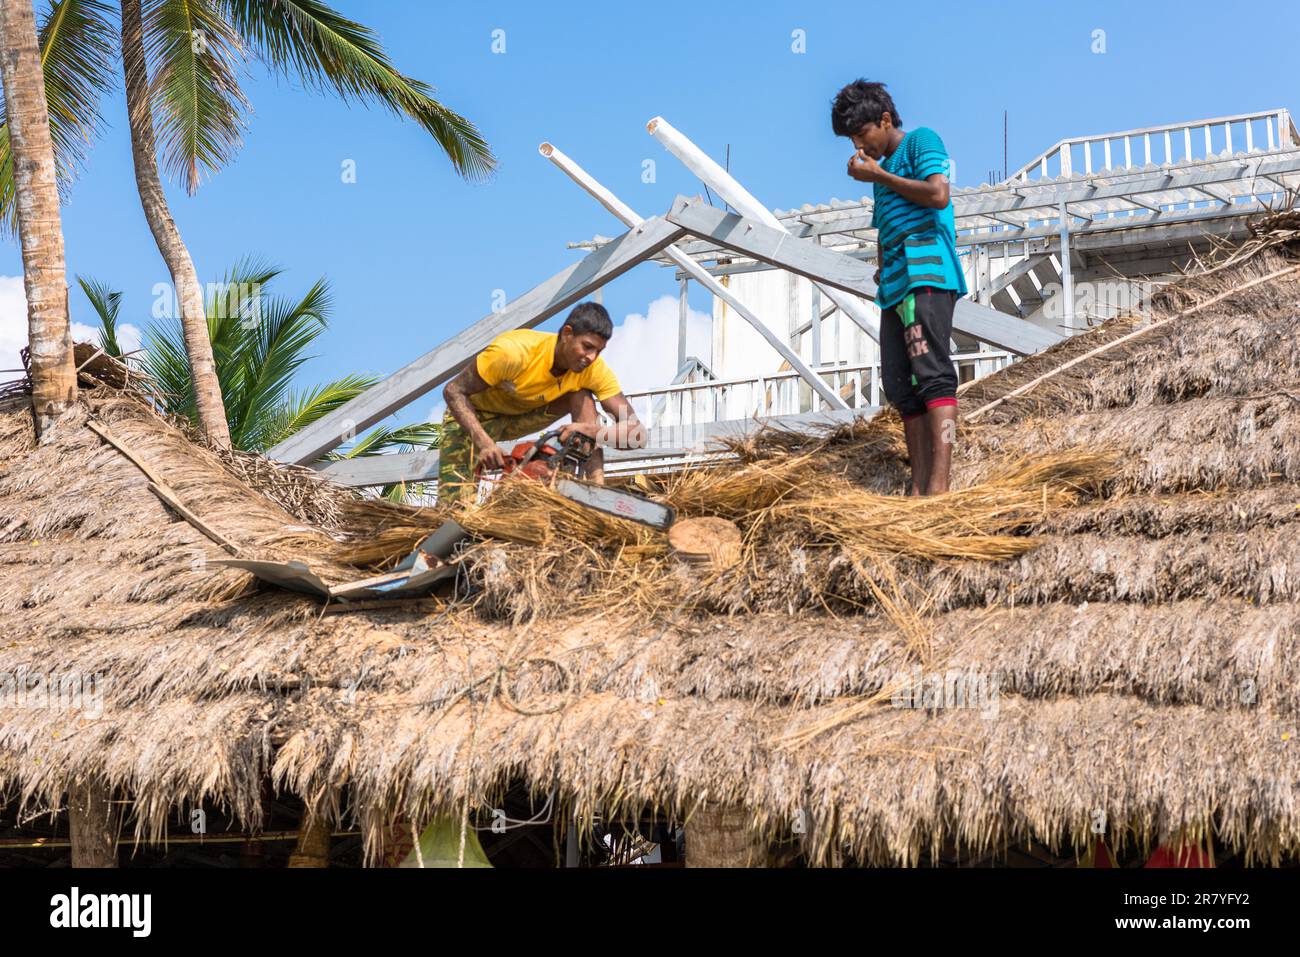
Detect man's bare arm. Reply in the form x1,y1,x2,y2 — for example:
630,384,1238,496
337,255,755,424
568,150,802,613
596,393,647,449
443,362,507,471
848,151,949,209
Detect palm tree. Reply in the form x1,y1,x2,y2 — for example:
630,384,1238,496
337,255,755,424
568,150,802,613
80,261,440,499
0,0,114,233
2,0,496,445
0,0,112,869
0,0,78,436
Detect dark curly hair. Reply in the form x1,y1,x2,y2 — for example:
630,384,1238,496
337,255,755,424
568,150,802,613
830,80,901,137
563,301,613,340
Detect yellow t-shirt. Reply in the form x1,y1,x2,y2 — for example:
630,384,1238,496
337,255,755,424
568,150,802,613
471,329,622,416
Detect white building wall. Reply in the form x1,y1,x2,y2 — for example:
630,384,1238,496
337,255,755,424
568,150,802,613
710,267,883,413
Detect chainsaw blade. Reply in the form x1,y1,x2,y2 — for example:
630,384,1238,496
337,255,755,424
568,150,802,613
554,476,676,531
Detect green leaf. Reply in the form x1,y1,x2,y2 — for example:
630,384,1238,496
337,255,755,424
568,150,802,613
219,0,495,181
340,420,441,458
0,0,116,234
76,275,124,357
256,372,375,452
143,0,250,193
224,275,332,447
139,312,199,419
130,258,395,457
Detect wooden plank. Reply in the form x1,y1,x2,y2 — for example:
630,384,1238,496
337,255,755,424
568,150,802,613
88,419,242,554
266,215,690,465
665,197,1063,355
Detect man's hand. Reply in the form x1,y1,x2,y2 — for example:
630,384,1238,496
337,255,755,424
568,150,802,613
847,150,885,184
558,421,600,443
474,438,508,472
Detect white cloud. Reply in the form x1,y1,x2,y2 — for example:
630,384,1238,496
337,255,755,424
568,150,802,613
601,294,712,397
421,399,447,426
0,275,143,381
70,320,143,357
0,275,27,379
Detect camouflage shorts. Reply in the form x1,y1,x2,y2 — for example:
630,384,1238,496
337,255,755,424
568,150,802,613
437,406,563,505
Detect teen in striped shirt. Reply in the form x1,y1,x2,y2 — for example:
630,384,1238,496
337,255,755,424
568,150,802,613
832,80,967,495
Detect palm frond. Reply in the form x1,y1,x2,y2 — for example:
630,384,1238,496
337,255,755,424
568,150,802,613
76,275,124,357
130,258,384,455
256,371,375,452
204,254,282,364
142,0,249,193
219,0,495,181
341,420,441,458
224,275,332,447
139,315,198,418
0,0,116,234
378,480,432,503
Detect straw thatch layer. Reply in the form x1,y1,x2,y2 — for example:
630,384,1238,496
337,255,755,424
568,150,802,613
1,239,1298,865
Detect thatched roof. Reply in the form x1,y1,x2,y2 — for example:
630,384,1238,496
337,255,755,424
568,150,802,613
1,240,1298,866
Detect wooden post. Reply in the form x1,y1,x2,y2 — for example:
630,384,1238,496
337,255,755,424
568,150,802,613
685,803,765,867
287,813,332,868
68,782,119,868
677,276,689,370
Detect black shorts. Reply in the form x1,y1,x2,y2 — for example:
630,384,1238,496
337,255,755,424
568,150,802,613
879,286,959,419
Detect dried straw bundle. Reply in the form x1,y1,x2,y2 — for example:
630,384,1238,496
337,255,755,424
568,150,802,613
463,446,1117,622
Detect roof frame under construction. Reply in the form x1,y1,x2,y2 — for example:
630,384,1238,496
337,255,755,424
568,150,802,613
270,118,1060,486
273,109,1300,489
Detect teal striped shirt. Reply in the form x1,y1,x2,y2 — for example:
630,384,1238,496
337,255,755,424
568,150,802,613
871,127,968,310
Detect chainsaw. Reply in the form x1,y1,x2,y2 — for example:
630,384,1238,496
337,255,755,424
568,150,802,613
479,427,676,532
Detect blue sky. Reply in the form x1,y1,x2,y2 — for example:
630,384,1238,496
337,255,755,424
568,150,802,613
2,0,1297,423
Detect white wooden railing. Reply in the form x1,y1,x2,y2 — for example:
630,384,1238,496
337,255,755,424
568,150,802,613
624,351,1015,430
1009,109,1298,182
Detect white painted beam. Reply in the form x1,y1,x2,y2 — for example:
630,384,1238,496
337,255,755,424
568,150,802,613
539,142,846,409
267,215,689,465
665,196,1063,355
647,115,881,343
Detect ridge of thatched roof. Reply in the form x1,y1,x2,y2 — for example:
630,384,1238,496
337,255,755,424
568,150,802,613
1,239,1298,865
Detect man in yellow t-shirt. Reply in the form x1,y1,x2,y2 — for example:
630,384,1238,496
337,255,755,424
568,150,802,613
438,302,646,504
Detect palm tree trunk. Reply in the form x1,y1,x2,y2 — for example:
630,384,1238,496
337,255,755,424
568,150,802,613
118,0,230,445
68,781,120,867
685,802,766,867
287,812,332,867
0,0,76,436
